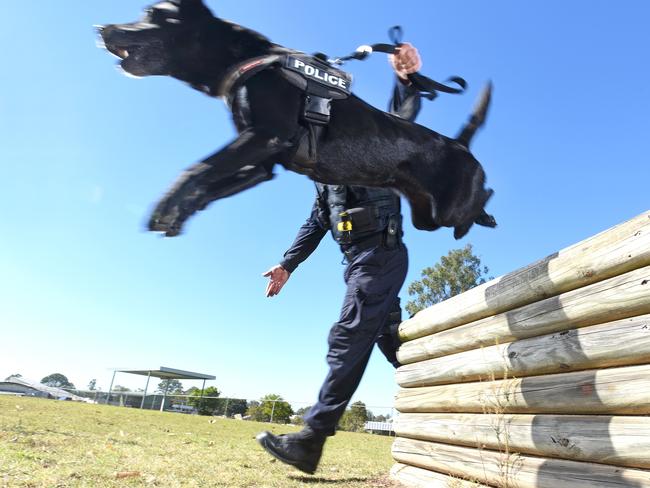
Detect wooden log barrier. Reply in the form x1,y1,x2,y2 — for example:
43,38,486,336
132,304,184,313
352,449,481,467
394,413,650,469
390,463,492,488
396,315,650,388
399,210,650,342
392,437,650,488
397,265,650,365
395,363,650,415
392,212,650,487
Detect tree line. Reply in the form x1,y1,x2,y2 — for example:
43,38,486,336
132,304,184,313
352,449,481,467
8,373,390,432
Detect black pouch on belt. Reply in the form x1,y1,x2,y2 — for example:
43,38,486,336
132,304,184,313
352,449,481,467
385,215,400,249
342,207,377,235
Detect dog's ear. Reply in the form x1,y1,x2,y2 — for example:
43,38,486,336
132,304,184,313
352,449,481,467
170,0,213,17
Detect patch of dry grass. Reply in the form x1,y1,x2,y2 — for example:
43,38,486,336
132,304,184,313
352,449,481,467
0,396,399,487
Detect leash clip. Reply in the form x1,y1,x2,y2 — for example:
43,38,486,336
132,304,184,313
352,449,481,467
355,45,373,59
330,45,373,65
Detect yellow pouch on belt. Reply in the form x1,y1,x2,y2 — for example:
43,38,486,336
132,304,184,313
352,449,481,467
337,220,353,232
337,207,375,234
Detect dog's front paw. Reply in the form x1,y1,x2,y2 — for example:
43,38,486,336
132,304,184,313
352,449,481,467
148,204,184,237
147,174,205,237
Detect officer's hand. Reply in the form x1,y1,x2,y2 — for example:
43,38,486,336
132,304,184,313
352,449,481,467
389,42,422,81
262,265,290,297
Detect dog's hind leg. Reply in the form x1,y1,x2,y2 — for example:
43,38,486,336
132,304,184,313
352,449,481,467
475,209,497,228
149,129,288,236
406,192,440,231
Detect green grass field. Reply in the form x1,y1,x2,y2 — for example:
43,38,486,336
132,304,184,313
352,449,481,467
0,396,399,487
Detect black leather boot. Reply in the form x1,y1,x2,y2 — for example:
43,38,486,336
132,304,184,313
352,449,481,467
256,426,327,474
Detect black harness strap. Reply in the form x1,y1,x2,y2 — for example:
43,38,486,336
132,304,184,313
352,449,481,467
218,54,284,108
330,25,467,100
408,73,467,100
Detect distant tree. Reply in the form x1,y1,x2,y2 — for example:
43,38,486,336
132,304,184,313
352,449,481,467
204,397,249,417
188,386,221,415
291,406,312,425
4,374,21,381
247,394,293,424
406,244,490,316
338,401,368,432
295,406,311,415
156,379,183,394
224,398,248,417
41,373,75,389
112,385,131,392
185,386,200,395
87,379,97,391
246,404,264,421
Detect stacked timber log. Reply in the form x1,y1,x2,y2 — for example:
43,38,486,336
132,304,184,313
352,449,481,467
391,210,650,488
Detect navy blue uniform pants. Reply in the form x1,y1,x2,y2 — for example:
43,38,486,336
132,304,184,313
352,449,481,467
304,243,408,435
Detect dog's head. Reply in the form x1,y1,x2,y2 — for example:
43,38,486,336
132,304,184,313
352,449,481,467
99,0,215,78
98,0,272,88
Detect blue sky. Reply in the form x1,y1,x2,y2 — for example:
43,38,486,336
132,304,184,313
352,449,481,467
1,1,648,413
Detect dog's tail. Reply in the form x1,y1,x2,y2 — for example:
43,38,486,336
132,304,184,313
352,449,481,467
455,81,492,149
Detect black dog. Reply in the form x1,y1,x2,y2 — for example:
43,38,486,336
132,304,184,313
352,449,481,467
99,0,496,239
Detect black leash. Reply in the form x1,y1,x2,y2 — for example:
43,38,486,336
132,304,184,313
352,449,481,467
330,26,466,100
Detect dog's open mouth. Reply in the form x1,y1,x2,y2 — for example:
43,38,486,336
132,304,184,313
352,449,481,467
105,43,133,61
99,26,145,65
105,43,150,77
98,27,125,60
105,42,151,76
101,30,169,77
107,45,138,75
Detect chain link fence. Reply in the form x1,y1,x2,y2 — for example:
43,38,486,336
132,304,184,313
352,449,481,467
64,389,396,433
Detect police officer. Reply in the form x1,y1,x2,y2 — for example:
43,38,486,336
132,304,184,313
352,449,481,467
257,43,423,474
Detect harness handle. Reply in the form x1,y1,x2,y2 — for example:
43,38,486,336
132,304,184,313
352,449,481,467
386,26,467,98
331,25,467,100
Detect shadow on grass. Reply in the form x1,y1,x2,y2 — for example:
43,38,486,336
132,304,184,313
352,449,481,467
289,475,371,484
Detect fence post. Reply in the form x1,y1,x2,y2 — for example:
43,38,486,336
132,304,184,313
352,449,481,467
199,379,206,412
140,372,151,409
106,370,116,405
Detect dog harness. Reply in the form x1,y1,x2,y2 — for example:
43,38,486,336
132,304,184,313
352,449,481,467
219,50,353,167
220,50,351,123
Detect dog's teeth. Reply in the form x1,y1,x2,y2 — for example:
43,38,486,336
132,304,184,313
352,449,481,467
120,49,129,58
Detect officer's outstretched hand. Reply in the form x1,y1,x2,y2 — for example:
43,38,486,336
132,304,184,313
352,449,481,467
262,265,290,297
389,42,422,81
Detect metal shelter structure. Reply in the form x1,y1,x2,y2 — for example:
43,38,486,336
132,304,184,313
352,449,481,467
106,366,215,411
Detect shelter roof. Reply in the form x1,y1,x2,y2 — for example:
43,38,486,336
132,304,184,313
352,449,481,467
114,367,215,381
1,376,90,402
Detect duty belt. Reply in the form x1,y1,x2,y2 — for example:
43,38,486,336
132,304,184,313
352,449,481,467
342,230,401,262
